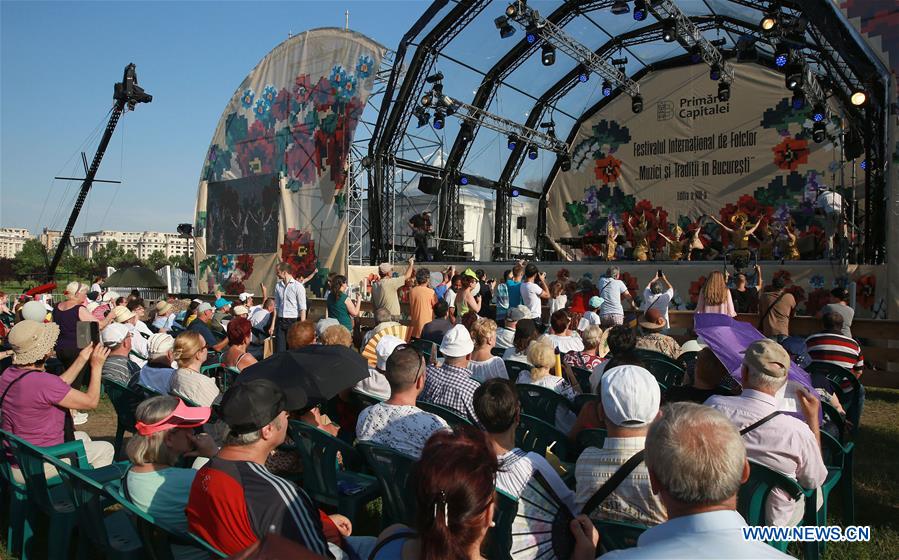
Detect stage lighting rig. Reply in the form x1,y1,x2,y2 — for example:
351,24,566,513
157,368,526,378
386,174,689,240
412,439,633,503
433,110,446,130
494,16,516,38
689,45,702,64
709,64,721,81
759,3,779,31
507,135,518,150
791,91,805,110
527,145,539,160
662,20,676,42
717,81,731,102
850,89,866,106
541,43,556,66
812,121,826,143
425,71,444,84
811,104,826,123
577,66,589,83
632,94,643,113
611,1,630,16
602,80,613,97
413,106,431,128
633,0,647,21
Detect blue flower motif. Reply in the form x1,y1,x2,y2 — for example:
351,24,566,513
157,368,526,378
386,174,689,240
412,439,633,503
254,99,269,117
336,73,357,102
329,66,347,89
828,161,841,174
356,55,374,78
810,274,825,289
240,89,255,109
262,85,278,105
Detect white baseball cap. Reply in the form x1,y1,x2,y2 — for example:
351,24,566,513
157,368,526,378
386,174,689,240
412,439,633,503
101,323,131,347
601,365,660,427
440,324,474,358
375,335,405,370
232,305,249,316
239,292,254,302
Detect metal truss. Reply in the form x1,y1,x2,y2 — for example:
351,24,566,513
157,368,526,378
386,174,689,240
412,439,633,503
647,0,735,83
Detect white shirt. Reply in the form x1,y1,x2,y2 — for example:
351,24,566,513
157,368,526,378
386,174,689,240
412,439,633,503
597,277,629,315
816,191,842,214
577,311,602,332
549,295,567,315
468,356,508,383
444,289,457,309
520,281,544,319
502,347,531,365
495,327,515,349
641,287,674,328
545,333,584,354
356,403,449,458
496,447,576,514
128,324,149,368
275,278,305,318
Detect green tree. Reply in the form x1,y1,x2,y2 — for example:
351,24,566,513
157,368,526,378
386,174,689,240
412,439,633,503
59,252,94,280
146,250,169,271
91,240,126,271
13,239,49,276
114,250,143,269
168,254,193,273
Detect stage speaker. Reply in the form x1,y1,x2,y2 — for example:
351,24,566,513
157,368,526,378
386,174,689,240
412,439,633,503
418,176,440,195
843,127,864,161
516,216,527,230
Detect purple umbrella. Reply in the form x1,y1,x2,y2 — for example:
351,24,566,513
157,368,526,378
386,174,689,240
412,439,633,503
693,313,819,421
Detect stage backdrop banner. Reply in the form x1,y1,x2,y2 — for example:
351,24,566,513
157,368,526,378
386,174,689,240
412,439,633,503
193,27,385,295
548,62,845,259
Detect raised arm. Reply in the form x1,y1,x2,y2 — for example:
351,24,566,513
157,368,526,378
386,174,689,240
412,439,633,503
746,220,761,236
709,215,733,233
300,268,318,285
403,257,415,280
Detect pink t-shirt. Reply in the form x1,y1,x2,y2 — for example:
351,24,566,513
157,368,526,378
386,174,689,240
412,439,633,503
0,367,72,447
695,291,737,317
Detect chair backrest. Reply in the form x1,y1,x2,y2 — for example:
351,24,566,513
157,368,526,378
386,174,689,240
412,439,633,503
516,384,572,426
357,441,418,526
642,358,685,389
504,360,531,383
486,488,518,560
351,389,384,409
2,431,87,514
218,367,240,393
200,362,222,378
575,428,608,454
633,348,680,366
592,519,647,552
0,431,25,491
570,366,593,394
416,400,473,427
288,420,362,507
490,347,506,357
737,461,812,526
102,378,145,433
515,414,573,463
806,361,862,434
573,393,601,414
409,338,439,360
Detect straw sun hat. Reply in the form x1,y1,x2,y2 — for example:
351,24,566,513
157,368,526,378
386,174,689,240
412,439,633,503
8,320,60,365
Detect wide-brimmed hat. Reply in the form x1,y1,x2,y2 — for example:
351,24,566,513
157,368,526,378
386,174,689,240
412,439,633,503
638,308,666,331
596,327,612,358
155,301,174,315
111,305,136,323
8,320,60,365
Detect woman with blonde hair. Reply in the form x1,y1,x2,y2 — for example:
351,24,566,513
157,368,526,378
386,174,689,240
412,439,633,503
563,324,606,371
169,331,220,407
516,342,577,432
695,270,736,317
125,396,217,558
467,318,507,382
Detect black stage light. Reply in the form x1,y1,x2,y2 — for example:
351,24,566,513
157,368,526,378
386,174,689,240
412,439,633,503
495,16,516,39
577,66,589,83
413,106,430,128
812,104,826,123
458,175,469,186
526,24,539,44
611,1,630,15
510,187,521,197
602,80,613,97
420,93,432,107
541,43,555,66
559,153,572,172
709,64,721,81
506,3,519,17
527,145,539,160
717,81,731,102
774,44,790,68
662,20,676,42
760,8,778,32
425,71,444,84
433,110,446,130
785,64,803,90
459,123,473,143
791,92,805,110
632,94,643,113
507,135,518,150
633,0,647,21
690,45,702,64
812,121,826,143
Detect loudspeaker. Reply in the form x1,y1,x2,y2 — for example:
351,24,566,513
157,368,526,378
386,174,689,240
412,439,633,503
418,176,440,195
843,127,864,161
516,216,527,230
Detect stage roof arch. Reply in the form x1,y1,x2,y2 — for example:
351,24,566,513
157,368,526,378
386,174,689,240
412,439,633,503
367,0,891,263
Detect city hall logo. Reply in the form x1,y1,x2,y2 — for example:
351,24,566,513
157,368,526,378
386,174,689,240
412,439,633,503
657,99,674,121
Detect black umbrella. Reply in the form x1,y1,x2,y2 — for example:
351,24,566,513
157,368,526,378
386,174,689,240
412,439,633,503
236,345,369,410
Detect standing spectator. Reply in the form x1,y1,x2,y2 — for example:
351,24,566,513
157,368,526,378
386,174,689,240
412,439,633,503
696,271,737,317
476,269,494,319
408,210,432,261
494,270,512,324
549,280,568,315
502,318,539,364
577,296,604,332
496,305,529,349
419,325,481,424
468,318,507,383
222,317,257,372
326,275,360,332
100,323,141,387
152,301,177,333
731,265,763,314
636,308,681,359
249,298,275,342
169,332,220,407
271,263,304,353
356,345,449,457
817,287,854,338
506,261,525,310
433,268,451,301
705,340,827,526
372,259,414,321
443,274,463,324
419,301,452,345
545,310,584,354
598,403,791,559
641,273,674,329
139,333,176,395
564,325,606,371
597,267,636,328
758,275,797,342
186,303,228,352
805,313,865,415
517,342,577,432
575,365,666,526
455,275,481,317
520,264,550,324
90,275,106,298
569,277,599,315
408,269,437,340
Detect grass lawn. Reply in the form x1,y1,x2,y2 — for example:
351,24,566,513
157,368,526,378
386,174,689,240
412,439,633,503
1,389,897,559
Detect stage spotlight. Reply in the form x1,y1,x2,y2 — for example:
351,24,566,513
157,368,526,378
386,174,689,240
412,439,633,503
433,110,445,130
602,80,613,97
760,9,778,31
495,16,515,38
811,104,826,123
709,64,721,81
527,145,539,160
577,67,589,83
505,3,518,17
458,175,469,186
717,81,731,102
177,223,193,238
413,107,430,128
420,93,432,107
632,94,643,113
812,121,826,143
459,123,473,142
859,160,867,170
785,65,803,90
662,20,676,42
791,92,805,110
559,154,572,172
541,43,555,66
850,89,866,106
690,45,702,64
611,0,630,15
633,0,647,21
425,71,444,84
510,187,521,197
774,44,790,68
507,135,518,150
445,103,456,116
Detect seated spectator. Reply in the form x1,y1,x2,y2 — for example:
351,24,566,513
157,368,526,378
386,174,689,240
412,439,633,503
140,333,177,395
125,396,218,546
170,331,220,407
575,365,666,526
468,318,507,383
286,320,316,350
152,300,177,333
100,323,141,387
111,305,150,368
730,265,762,314
1,321,114,475
363,308,403,348
705,340,826,526
320,324,353,347
817,287,854,338
221,317,257,372
568,277,598,315
636,308,681,359
315,318,339,342
210,297,231,336
187,380,371,558
695,271,737,317
758,276,797,342
576,296,603,332
187,302,228,352
474,379,575,509
419,325,481,424
517,342,576,432
545,310,584,354
459,310,479,332
231,305,249,319
589,325,642,392
564,325,606,371
356,335,405,400
128,298,154,339
781,336,844,440
419,300,452,345
249,297,275,343
805,312,865,415
357,345,449,457
641,274,674,328
598,402,791,559
182,300,200,327
502,318,539,364
496,305,529,349
666,347,738,404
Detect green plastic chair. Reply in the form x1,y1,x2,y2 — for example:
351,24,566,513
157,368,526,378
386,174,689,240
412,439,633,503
633,348,681,366
642,358,685,389
485,488,517,560
351,389,384,409
490,347,506,357
592,519,648,552
218,366,240,393
0,431,30,557
516,413,575,464
516,384,575,427
288,420,380,523
807,362,862,437
102,379,145,457
47,458,140,559
200,362,223,378
573,393,601,414
575,428,608,455
103,483,226,559
570,366,593,394
357,441,418,527
409,338,440,361
2,431,88,560
821,430,855,527
416,400,474,427
504,360,531,383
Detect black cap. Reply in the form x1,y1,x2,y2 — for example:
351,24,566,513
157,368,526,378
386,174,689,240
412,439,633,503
219,379,291,435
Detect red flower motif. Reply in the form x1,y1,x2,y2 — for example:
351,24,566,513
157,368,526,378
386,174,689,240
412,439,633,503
285,125,319,185
294,74,314,105
804,288,831,317
620,200,670,250
279,229,317,278
236,254,255,277
717,195,774,246
772,138,810,171
689,276,708,306
594,156,622,184
856,274,876,310
618,271,639,299
235,120,275,176
271,88,292,121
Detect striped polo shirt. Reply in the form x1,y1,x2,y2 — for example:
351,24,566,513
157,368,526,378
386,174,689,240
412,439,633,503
805,332,864,393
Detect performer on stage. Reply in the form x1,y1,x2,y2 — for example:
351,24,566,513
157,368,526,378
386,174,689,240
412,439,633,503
605,218,619,261
658,225,685,261
709,214,760,251
408,210,432,261
627,214,651,262
686,220,706,261
779,218,801,260
754,223,776,260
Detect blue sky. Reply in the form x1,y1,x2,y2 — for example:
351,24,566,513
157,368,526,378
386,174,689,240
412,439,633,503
1,1,422,235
